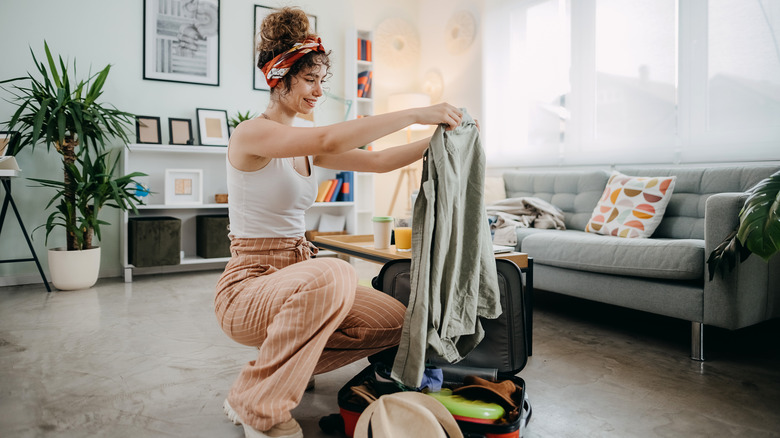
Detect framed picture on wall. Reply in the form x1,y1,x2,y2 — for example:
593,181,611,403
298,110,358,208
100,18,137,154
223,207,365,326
253,5,317,91
143,0,220,86
168,118,194,145
136,116,162,144
164,168,203,205
196,108,229,146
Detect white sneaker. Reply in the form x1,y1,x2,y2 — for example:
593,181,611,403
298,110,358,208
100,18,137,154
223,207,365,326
223,399,242,426
223,399,304,438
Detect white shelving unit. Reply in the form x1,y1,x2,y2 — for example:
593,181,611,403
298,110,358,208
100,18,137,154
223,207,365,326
121,144,229,282
121,143,369,281
346,28,376,234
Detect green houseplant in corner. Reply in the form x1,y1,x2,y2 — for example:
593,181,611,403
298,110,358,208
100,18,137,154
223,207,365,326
1,42,145,290
707,171,780,280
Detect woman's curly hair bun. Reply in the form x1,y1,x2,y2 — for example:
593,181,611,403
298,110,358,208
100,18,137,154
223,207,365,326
257,7,313,67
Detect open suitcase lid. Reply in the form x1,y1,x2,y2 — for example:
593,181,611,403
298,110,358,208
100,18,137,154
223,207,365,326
373,258,530,375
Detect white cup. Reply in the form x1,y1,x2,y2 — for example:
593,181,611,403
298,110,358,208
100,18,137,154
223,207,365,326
372,216,393,249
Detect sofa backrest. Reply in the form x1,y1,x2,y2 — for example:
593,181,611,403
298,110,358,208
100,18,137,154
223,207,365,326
502,170,610,231
502,165,779,238
616,166,780,240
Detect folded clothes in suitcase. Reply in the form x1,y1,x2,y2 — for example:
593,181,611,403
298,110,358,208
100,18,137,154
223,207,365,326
319,258,532,437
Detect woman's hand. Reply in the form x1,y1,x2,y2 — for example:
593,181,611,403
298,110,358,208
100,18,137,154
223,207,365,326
415,103,463,131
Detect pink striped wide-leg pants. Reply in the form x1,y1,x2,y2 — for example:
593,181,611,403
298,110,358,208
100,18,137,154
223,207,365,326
214,237,405,431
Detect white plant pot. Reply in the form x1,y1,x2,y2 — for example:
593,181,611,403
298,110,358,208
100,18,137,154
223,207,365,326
48,247,101,291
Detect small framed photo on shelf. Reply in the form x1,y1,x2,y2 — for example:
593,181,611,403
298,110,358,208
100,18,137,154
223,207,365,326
164,168,203,205
0,131,20,157
136,116,162,144
143,0,220,86
168,118,194,145
196,108,229,146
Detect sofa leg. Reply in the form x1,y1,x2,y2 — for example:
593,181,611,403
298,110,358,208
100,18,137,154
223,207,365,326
691,322,705,361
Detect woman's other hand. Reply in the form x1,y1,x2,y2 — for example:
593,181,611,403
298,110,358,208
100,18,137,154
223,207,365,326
416,103,463,131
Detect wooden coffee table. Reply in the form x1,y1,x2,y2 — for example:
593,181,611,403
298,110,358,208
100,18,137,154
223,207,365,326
312,234,528,268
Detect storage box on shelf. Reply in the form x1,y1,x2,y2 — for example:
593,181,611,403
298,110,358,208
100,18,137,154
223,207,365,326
128,216,181,267
196,214,231,259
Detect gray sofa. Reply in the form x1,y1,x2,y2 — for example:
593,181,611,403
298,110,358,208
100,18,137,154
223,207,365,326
501,165,780,360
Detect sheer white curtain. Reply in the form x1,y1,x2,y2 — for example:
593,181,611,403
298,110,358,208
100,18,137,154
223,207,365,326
483,0,780,167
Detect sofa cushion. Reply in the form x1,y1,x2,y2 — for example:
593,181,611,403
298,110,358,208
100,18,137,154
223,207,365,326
521,230,704,280
513,227,554,249
484,176,507,205
584,171,676,238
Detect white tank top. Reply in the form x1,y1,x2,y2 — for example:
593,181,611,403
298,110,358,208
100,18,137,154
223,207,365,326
226,155,317,238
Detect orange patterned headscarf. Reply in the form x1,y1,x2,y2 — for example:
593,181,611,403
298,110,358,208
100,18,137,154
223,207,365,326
261,37,326,89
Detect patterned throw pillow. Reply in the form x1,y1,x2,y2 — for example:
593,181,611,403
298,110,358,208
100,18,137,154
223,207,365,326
585,171,676,238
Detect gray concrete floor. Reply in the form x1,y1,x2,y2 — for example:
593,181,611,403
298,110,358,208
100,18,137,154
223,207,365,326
1,260,779,437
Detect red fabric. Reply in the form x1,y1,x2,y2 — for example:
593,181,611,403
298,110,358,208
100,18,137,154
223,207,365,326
260,36,325,88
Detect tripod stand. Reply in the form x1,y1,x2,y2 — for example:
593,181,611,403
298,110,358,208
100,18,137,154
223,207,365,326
386,165,418,216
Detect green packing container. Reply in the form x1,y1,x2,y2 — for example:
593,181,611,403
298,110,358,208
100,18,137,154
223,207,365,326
196,214,231,259
128,216,181,267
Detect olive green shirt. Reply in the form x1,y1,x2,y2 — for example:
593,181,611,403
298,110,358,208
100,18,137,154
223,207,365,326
391,109,501,387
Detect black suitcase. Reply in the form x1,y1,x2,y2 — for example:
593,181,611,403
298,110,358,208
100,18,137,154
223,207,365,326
371,258,531,374
320,258,532,437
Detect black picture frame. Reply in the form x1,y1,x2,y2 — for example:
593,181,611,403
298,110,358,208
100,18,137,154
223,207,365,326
0,131,20,157
168,118,194,145
253,5,317,91
195,108,230,146
143,0,220,86
136,116,162,144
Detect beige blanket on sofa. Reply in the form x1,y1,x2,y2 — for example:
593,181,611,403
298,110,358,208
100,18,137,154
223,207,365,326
487,197,565,246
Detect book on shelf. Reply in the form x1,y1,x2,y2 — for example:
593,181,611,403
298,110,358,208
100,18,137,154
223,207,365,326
357,38,372,61
328,177,343,202
345,171,354,202
323,178,339,202
363,71,373,98
357,70,370,97
335,171,354,202
316,179,334,202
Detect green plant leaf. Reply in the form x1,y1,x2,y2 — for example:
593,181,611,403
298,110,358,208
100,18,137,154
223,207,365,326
31,99,50,145
706,230,753,281
43,41,62,88
737,172,780,261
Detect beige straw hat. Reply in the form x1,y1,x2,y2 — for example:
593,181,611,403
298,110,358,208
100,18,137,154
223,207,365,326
353,391,463,438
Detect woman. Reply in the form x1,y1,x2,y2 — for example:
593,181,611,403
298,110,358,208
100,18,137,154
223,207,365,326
215,7,463,438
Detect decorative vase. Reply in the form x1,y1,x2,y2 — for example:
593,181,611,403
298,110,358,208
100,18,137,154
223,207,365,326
48,247,101,290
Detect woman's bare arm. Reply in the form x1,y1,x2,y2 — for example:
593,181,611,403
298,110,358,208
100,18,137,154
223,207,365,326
313,137,430,173
230,103,461,159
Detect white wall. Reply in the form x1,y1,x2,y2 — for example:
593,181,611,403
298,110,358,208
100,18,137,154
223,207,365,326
371,0,486,217
0,0,452,284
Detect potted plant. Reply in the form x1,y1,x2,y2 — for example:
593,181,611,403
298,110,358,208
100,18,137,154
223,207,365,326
228,110,259,135
0,42,145,290
707,171,780,280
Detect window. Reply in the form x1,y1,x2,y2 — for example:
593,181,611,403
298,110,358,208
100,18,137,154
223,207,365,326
484,0,780,167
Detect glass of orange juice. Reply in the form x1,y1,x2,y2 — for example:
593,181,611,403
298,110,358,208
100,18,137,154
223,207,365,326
394,218,412,252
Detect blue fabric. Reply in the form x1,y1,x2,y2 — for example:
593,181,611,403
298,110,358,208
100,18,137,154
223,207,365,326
418,367,444,392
